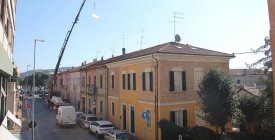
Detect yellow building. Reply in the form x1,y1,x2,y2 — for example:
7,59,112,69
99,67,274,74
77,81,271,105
106,42,234,140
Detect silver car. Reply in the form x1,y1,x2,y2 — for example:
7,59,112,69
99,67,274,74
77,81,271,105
78,114,97,129
104,129,128,140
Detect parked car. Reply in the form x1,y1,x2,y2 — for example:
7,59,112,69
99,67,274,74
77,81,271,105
78,114,97,128
104,129,128,140
56,106,76,127
76,112,84,124
89,121,114,138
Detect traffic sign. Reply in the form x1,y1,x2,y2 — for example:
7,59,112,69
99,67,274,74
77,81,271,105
142,112,149,120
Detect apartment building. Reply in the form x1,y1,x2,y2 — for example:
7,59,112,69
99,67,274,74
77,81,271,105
106,42,233,139
0,0,17,123
268,0,275,114
55,42,233,139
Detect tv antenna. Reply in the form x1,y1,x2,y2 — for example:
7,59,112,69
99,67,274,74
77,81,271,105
173,12,184,37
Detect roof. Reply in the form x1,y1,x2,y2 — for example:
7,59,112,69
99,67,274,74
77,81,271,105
87,42,234,68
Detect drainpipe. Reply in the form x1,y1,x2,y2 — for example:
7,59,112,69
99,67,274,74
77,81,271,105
85,68,88,113
152,54,159,140
105,66,109,120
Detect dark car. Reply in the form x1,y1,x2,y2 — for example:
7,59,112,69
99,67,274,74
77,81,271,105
78,114,97,128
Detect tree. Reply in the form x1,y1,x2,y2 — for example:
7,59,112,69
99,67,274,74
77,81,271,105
245,36,274,127
197,67,234,133
19,72,50,88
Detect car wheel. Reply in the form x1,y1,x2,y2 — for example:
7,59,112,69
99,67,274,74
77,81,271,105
95,132,99,138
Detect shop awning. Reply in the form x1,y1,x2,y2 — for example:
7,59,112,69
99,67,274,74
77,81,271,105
2,110,22,128
1,86,6,97
0,124,18,140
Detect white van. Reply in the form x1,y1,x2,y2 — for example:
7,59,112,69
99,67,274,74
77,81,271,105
56,106,76,127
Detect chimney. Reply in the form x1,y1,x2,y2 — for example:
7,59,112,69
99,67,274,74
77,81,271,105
122,48,126,55
84,61,86,65
101,56,103,61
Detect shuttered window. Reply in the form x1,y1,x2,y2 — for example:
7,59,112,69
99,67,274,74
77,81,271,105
169,71,187,91
128,73,136,90
122,74,126,89
142,72,153,91
170,110,188,127
111,75,114,89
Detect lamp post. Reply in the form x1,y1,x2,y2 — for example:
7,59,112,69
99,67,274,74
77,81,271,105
32,38,45,140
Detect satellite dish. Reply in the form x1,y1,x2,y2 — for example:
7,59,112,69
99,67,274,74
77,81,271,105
175,34,181,42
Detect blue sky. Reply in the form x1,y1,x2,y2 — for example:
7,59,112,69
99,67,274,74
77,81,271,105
14,0,270,72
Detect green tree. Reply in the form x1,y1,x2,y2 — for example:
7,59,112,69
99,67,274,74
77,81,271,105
245,36,274,127
20,72,50,88
197,67,234,133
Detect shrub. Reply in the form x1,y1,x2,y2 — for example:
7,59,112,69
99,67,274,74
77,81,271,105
189,126,218,140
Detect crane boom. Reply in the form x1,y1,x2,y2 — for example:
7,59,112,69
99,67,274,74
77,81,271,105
50,0,86,99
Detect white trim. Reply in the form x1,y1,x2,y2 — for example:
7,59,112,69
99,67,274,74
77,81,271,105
159,101,196,106
108,96,119,100
111,72,115,75
122,71,126,74
144,68,152,72
171,67,183,71
172,108,186,111
138,100,154,105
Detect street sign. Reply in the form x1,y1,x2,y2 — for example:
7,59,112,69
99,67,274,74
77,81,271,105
142,112,149,120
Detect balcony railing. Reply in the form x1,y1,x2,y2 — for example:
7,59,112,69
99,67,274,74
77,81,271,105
88,85,97,95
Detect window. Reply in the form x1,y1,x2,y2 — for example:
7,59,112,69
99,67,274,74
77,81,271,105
170,110,187,127
130,106,135,133
122,74,126,89
122,105,126,130
93,76,96,86
142,72,153,91
146,109,151,128
81,76,85,87
100,75,103,88
60,78,63,86
88,76,91,85
111,75,114,89
100,101,103,114
169,71,186,91
111,102,114,116
128,73,136,90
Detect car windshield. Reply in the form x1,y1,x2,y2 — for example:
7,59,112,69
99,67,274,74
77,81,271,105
100,124,114,128
117,133,128,139
87,117,97,121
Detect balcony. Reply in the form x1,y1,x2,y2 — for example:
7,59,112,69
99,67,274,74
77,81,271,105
88,85,97,95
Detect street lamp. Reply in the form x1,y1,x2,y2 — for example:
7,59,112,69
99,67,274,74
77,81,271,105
32,38,45,140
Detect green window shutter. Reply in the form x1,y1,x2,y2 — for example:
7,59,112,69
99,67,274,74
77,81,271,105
182,71,186,90
183,110,187,127
169,71,174,91
112,75,114,88
122,74,125,89
142,72,145,91
133,73,136,90
128,73,130,90
170,111,175,124
149,72,153,91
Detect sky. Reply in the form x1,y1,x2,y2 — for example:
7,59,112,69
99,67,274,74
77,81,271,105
14,0,270,73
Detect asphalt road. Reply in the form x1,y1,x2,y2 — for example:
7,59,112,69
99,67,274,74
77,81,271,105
21,97,103,140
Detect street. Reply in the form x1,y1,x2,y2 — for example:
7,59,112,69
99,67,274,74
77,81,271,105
20,97,102,140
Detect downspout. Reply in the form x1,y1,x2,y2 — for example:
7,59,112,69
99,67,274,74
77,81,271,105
152,54,159,140
85,68,87,113
105,65,109,120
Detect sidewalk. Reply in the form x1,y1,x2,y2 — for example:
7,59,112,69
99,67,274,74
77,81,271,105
9,99,31,140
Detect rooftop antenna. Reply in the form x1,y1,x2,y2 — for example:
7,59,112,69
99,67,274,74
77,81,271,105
173,12,184,37
120,32,127,49
139,29,146,50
